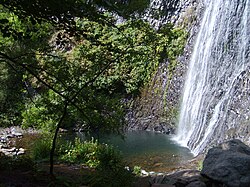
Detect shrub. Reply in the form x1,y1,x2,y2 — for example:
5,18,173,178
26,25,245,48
60,137,135,186
0,155,35,171
132,165,142,176
60,138,99,167
30,134,52,161
88,166,134,187
60,138,123,168
21,97,58,132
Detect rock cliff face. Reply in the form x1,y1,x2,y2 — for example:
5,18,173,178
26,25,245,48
126,0,204,133
144,0,201,27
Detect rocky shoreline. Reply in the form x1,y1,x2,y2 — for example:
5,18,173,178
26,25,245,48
2,127,250,187
0,126,39,157
147,139,250,187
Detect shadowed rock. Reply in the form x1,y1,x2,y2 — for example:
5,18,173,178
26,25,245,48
201,139,250,187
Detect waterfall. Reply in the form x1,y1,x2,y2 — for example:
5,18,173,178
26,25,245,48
175,0,250,155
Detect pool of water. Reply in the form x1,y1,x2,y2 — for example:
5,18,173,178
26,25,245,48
14,130,193,172
78,131,193,172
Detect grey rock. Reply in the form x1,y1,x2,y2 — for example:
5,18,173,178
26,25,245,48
0,147,20,156
141,169,149,176
150,176,177,186
186,181,206,187
201,139,250,187
3,151,13,156
0,136,7,143
157,173,164,176
154,125,165,132
149,171,156,175
6,134,14,138
17,148,25,155
12,132,23,137
151,184,175,187
166,170,202,187
125,0,203,133
1,147,26,156
17,150,25,155
0,143,8,149
2,147,16,152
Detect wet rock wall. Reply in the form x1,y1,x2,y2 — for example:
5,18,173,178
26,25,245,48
126,0,204,133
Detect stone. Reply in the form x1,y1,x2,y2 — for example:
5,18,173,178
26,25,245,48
149,170,208,187
166,170,204,187
201,139,250,187
19,148,25,152
154,163,163,167
186,181,206,187
151,184,175,187
59,128,68,133
141,170,149,176
157,173,164,176
0,136,7,143
12,132,23,137
0,144,8,149
4,147,16,152
149,171,156,175
3,151,13,156
0,147,18,156
6,134,14,138
154,125,164,132
17,151,25,155
17,148,25,155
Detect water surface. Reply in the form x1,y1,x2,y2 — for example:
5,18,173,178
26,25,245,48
79,131,193,172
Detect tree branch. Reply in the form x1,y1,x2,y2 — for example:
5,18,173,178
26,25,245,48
0,52,92,124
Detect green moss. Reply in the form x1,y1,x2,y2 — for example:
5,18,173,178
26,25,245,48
197,160,203,171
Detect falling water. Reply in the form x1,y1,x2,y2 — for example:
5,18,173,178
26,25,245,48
175,0,250,155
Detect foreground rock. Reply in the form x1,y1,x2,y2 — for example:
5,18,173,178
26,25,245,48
0,126,27,157
0,147,25,156
149,170,206,187
148,139,250,187
201,139,250,187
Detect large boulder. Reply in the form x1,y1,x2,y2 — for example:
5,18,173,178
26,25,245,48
201,139,250,187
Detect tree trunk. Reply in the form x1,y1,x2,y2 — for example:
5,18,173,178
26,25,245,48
50,102,68,175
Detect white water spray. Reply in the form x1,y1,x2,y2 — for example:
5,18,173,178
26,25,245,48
175,0,250,155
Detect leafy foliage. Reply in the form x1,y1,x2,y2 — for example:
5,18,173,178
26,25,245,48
0,0,188,178
30,135,134,186
1,0,150,41
0,62,24,126
0,2,191,186
0,0,187,133
132,165,142,176
0,155,35,171
59,138,122,168
30,134,52,160
87,166,134,187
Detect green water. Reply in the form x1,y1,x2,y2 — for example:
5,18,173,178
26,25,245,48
78,131,193,172
14,130,193,172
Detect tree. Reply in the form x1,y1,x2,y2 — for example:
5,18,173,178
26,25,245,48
0,0,187,175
